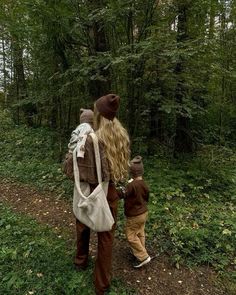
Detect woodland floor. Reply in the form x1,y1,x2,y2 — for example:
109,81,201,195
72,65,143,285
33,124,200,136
0,178,231,295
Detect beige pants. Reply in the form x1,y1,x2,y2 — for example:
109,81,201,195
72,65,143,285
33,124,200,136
125,211,149,261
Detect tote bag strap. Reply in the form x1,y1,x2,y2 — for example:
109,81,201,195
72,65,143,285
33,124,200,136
73,132,102,198
90,133,102,184
90,133,109,197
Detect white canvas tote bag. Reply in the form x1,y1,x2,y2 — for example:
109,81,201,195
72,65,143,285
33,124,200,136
72,133,115,232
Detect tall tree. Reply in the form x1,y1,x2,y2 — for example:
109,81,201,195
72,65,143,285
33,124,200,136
174,0,193,153
87,0,111,99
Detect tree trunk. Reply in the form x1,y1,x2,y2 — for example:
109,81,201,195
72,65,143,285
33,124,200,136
1,35,8,107
87,0,111,100
219,3,227,145
174,2,193,154
11,35,36,126
209,0,216,39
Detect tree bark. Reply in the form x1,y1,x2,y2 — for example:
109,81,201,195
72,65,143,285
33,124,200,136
11,35,36,126
87,0,111,100
174,2,193,154
1,35,8,107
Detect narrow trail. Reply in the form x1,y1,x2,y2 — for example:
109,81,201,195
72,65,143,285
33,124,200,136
0,178,226,295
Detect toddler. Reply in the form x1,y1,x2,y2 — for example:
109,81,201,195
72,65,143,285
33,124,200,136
122,156,151,268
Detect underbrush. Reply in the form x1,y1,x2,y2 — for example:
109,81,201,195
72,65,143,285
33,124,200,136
144,149,236,272
0,204,134,295
117,146,236,273
1,110,236,274
0,110,72,197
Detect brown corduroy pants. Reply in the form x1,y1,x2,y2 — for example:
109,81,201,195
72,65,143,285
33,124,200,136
125,211,149,261
74,184,118,295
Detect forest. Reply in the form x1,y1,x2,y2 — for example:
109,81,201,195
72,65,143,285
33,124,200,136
1,0,236,154
0,1,236,295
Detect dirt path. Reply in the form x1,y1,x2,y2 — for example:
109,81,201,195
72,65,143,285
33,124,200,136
0,178,227,295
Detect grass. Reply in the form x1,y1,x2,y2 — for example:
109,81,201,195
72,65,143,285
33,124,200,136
0,115,73,197
144,150,236,270
0,109,236,275
0,203,134,295
116,149,236,273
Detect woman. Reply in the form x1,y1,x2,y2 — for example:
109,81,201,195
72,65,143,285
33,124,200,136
74,94,130,295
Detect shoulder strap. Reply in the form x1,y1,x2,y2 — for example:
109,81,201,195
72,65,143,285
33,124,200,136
73,133,102,197
90,133,102,184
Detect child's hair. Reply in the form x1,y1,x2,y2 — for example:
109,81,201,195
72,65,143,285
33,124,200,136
94,105,130,183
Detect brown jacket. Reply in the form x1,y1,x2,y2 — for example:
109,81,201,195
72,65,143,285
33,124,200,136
64,135,110,183
124,179,149,217
77,135,110,184
65,135,118,204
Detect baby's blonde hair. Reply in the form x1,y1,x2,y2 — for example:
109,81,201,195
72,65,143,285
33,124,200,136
94,106,130,183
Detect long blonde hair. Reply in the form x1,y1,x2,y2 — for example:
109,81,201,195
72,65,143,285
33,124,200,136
94,105,130,183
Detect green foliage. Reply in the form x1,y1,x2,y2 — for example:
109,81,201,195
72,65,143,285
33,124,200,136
0,204,92,294
1,114,236,273
1,0,236,150
144,148,236,270
0,109,14,130
0,204,134,295
0,110,72,197
1,0,236,288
